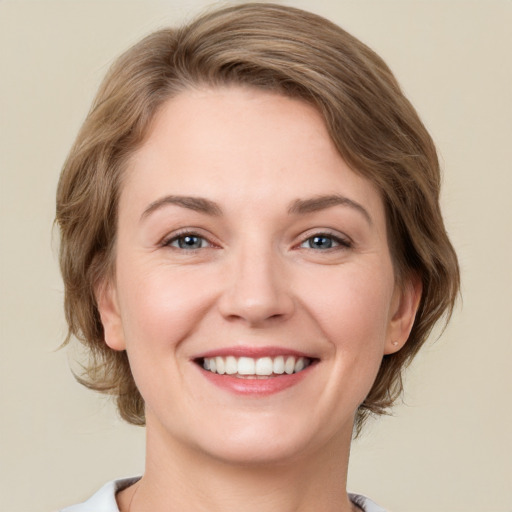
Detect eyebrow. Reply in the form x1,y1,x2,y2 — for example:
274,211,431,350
287,194,372,225
141,195,223,220
140,193,372,225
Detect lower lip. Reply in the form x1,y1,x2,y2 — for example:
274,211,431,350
198,365,315,396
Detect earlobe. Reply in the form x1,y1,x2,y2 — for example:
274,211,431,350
385,275,422,355
95,279,126,351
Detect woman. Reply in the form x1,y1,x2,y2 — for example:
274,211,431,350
56,3,459,511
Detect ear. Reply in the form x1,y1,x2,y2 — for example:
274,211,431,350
95,279,126,351
384,274,422,355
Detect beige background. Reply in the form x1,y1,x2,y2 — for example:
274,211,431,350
1,1,511,511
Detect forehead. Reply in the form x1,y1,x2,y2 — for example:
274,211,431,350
123,86,384,220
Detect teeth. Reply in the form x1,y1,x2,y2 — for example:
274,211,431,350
273,356,285,374
284,356,295,375
202,355,311,377
255,357,273,376
225,356,237,375
238,357,255,375
215,356,225,375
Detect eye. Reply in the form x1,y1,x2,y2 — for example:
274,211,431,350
299,233,350,250
164,232,210,250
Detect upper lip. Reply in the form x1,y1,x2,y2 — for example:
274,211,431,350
193,346,318,360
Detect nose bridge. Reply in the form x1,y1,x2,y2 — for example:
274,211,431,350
218,235,294,325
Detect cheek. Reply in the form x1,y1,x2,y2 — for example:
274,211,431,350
116,262,219,353
114,263,221,413
297,264,394,388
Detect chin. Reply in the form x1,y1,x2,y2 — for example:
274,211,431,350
179,411,349,467
199,435,313,467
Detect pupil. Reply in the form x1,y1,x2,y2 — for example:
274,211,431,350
180,236,201,249
312,236,332,249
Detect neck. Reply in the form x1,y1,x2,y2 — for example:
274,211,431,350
123,415,356,512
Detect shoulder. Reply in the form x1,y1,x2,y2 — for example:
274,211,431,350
349,492,389,512
58,477,141,512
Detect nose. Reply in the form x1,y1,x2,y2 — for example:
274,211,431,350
217,244,295,326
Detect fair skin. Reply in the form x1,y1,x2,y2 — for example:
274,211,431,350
97,86,420,512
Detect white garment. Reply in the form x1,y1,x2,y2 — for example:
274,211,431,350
59,477,387,512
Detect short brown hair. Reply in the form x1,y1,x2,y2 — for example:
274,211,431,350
56,3,459,432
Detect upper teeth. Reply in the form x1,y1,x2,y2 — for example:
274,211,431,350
202,356,310,376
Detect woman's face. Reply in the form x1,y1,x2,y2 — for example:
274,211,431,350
99,86,418,464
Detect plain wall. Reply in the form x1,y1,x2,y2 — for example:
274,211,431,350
1,1,511,511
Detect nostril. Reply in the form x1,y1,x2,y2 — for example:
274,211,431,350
219,295,295,326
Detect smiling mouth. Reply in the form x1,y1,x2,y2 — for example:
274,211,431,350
196,355,316,378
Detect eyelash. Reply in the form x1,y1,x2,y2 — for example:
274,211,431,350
162,229,352,252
